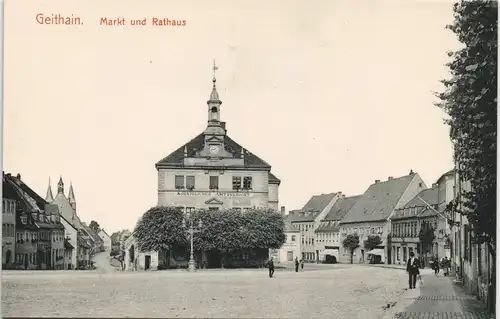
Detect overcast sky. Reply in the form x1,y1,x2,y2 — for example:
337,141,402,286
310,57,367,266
4,0,459,233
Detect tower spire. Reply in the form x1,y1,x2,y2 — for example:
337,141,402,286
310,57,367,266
68,182,76,211
57,175,64,194
45,177,54,202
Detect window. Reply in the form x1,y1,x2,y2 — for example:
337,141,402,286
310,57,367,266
208,207,219,211
396,247,400,261
186,176,195,190
209,176,219,190
232,176,242,190
175,175,185,189
243,177,252,190
291,235,296,242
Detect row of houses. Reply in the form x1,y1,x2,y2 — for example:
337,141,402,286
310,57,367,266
2,172,107,270
275,169,456,266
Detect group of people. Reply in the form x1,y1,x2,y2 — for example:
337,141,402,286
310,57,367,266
406,252,452,289
431,256,451,276
266,257,305,278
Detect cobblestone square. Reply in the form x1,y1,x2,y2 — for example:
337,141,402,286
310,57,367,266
2,265,409,318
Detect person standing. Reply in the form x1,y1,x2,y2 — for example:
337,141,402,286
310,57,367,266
300,259,304,271
432,256,440,276
406,251,420,289
442,256,450,276
267,257,275,278
294,257,299,272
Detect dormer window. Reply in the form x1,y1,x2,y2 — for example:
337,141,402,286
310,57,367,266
20,213,27,225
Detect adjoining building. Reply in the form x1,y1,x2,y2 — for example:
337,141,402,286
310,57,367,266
288,192,342,262
98,229,112,252
339,171,427,264
125,66,281,271
272,206,301,264
390,185,440,266
2,176,17,266
314,195,361,263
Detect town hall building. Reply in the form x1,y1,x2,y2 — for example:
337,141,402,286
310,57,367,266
124,64,281,271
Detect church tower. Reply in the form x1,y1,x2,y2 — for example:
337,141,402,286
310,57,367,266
57,176,64,194
203,60,226,156
68,183,76,211
45,177,54,202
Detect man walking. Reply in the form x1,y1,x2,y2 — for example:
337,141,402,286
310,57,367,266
267,257,275,278
406,251,420,289
294,257,299,272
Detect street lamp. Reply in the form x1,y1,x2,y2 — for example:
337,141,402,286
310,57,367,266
182,212,203,272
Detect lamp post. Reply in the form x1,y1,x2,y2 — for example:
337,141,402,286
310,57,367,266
182,212,203,272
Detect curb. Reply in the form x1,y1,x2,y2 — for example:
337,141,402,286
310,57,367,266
381,287,421,319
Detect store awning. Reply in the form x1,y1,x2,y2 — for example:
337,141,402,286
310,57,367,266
367,249,385,256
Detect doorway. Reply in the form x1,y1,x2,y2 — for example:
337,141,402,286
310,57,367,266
5,250,11,264
145,255,151,270
24,254,28,269
287,251,293,261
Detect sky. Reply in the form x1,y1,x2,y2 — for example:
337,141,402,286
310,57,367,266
3,0,459,233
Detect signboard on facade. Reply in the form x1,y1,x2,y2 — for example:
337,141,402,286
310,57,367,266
175,191,250,197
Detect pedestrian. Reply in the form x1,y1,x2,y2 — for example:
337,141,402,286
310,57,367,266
294,257,299,272
442,257,450,276
406,251,420,289
267,257,275,278
432,256,440,276
300,259,304,271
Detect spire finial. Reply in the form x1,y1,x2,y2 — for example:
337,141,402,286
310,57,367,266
46,177,54,202
212,59,218,86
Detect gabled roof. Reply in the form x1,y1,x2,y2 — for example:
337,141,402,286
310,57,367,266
82,224,103,244
155,132,271,169
323,195,362,221
268,172,281,185
60,214,78,230
340,174,417,224
392,186,439,221
284,217,300,232
77,233,91,249
289,193,338,222
436,169,455,184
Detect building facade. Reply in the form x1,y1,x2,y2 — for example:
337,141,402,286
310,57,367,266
60,215,78,269
274,208,301,264
2,196,17,266
339,172,427,264
98,229,112,251
125,67,281,271
288,192,342,262
314,195,361,263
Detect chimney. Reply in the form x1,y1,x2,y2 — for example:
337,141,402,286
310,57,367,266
375,180,380,184
409,169,414,175
388,176,393,180
280,206,286,214
16,173,21,180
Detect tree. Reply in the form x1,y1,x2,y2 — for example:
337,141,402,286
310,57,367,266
342,233,360,264
436,1,497,312
418,220,436,257
364,235,382,251
437,0,497,258
192,208,286,252
133,206,187,252
89,220,100,233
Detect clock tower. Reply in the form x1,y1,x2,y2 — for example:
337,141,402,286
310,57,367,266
204,60,225,156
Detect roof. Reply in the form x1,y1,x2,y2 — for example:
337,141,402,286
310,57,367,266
284,218,300,232
289,193,338,222
436,169,455,184
315,221,340,232
77,234,91,249
155,132,271,169
323,195,362,221
59,214,78,230
340,174,417,224
82,224,103,244
391,187,438,221
268,172,281,185
3,175,20,200
64,238,74,250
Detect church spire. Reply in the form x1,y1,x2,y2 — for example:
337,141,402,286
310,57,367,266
45,177,54,202
57,176,64,194
68,182,76,203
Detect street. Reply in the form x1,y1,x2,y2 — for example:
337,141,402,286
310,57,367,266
2,265,409,318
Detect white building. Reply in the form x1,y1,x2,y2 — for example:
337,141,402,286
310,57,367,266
124,66,281,271
60,215,77,269
98,229,112,252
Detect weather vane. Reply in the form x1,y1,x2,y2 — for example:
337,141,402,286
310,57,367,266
212,59,218,81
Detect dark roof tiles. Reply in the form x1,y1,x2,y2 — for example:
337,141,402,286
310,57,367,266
341,174,418,224
323,195,362,221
